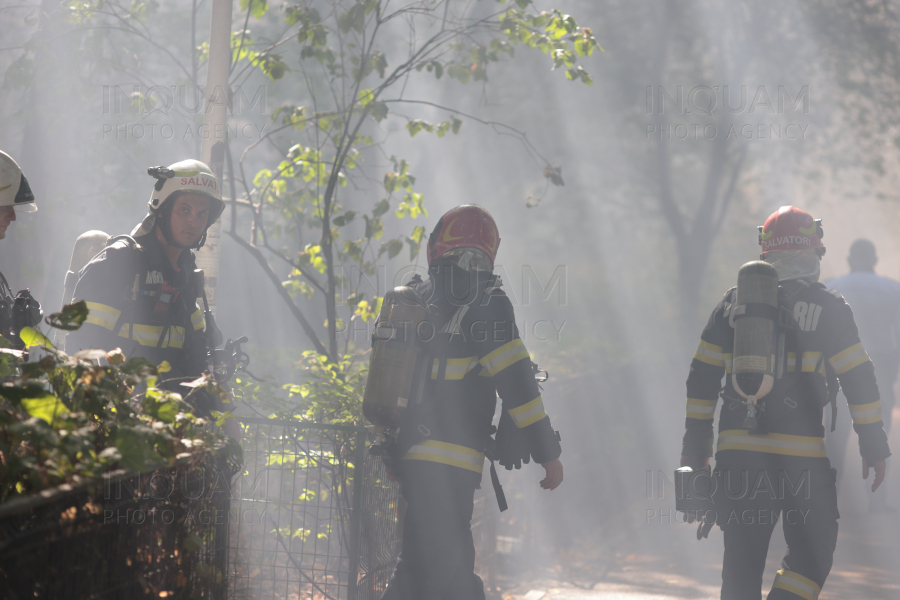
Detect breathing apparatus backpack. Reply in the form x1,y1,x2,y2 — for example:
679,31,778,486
729,261,839,434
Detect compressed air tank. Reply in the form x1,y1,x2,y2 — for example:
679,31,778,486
57,230,110,349
363,286,429,428
732,261,779,411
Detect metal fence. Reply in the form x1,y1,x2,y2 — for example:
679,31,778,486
0,449,237,599
228,418,402,600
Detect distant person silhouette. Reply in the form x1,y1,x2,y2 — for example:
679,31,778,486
826,238,899,512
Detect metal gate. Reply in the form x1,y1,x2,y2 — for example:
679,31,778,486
228,418,401,600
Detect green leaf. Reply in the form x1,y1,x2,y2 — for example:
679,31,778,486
378,239,403,260
372,198,390,219
357,88,374,107
19,327,51,348
370,100,388,122
46,300,89,331
239,0,268,19
406,225,426,260
115,426,164,472
371,51,387,78
254,53,288,80
184,532,204,552
22,394,67,424
543,165,565,186
405,119,433,137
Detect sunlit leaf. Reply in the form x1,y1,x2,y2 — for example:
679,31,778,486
19,327,51,349
22,394,67,424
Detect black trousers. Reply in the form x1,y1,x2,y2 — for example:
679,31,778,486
715,455,839,600
380,462,485,600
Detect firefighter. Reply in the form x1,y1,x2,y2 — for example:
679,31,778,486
0,151,42,349
681,206,891,599
66,160,237,435
380,204,564,600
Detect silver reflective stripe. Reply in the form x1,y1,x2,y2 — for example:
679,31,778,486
508,396,547,428
481,339,528,376
190,307,205,331
772,569,820,600
402,440,484,473
849,400,883,424
800,353,821,372
717,430,826,458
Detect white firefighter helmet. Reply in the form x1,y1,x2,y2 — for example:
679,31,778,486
0,151,37,212
132,159,225,248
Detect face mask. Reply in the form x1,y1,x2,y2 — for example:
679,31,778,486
762,249,821,282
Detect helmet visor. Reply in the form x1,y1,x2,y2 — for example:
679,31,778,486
437,247,493,272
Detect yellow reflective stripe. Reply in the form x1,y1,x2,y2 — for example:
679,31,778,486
686,397,717,420
717,430,826,458
723,353,733,373
849,399,883,425
85,301,121,331
190,307,205,331
402,440,484,473
829,343,870,375
787,352,797,372
800,351,822,373
693,339,724,367
772,569,820,600
117,324,185,348
508,396,547,428
431,356,481,380
480,339,528,377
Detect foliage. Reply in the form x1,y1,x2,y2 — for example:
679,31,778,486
0,302,240,503
230,350,367,426
3,0,600,424
223,0,599,360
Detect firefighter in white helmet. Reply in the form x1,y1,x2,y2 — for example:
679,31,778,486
66,160,236,433
680,206,890,599
0,151,42,349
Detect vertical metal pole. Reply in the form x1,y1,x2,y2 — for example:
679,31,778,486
195,0,234,315
346,430,366,600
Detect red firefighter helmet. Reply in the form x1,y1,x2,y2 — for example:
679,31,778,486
758,206,825,256
426,204,500,267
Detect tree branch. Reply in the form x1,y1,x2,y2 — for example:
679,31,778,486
225,230,327,356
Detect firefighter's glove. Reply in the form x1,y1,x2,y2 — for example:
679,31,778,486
495,410,531,471
13,289,42,332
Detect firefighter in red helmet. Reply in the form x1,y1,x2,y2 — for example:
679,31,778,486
380,204,564,600
680,206,890,599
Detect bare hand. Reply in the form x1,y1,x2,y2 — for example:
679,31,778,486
863,458,887,492
540,459,563,490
